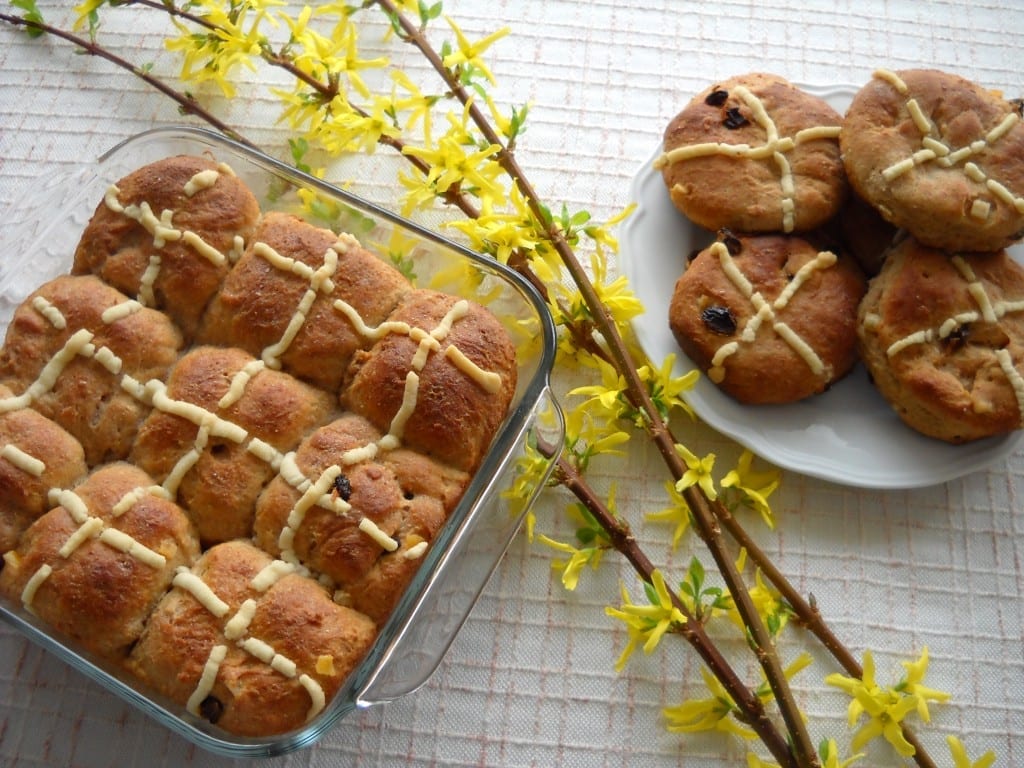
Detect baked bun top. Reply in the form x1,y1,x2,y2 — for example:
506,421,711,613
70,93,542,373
669,231,865,404
0,275,183,465
128,540,376,737
841,68,1024,252
657,73,847,234
73,155,261,339
857,236,1024,442
198,211,411,391
0,462,199,660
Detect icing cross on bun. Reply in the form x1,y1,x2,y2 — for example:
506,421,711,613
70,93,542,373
0,275,183,465
0,383,87,554
129,540,376,737
669,231,865,404
254,413,470,623
656,73,847,234
198,211,411,391
858,237,1024,443
0,463,199,660
74,155,261,340
130,346,334,547
343,288,517,472
841,68,1024,252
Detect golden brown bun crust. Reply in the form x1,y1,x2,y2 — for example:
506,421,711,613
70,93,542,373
0,384,88,553
659,73,847,233
0,463,198,660
131,346,334,546
128,540,376,737
840,69,1024,252
73,155,260,339
343,289,517,472
253,413,467,622
669,231,866,404
857,237,1024,442
198,212,411,390
0,275,183,464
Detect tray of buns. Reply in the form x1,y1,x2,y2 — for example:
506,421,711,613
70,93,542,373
0,126,563,756
622,74,1024,488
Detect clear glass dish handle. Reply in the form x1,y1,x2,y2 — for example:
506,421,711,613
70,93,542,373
356,385,563,707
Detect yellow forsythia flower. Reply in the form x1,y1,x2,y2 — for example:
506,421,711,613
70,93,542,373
441,16,510,85
674,444,717,501
946,735,997,768
825,648,950,757
605,571,686,670
663,666,756,739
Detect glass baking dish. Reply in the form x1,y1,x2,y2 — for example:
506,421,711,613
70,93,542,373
0,126,563,757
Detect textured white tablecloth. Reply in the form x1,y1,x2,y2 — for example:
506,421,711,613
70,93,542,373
1,2,1022,766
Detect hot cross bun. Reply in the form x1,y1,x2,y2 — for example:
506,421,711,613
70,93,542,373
73,154,261,340
0,462,199,660
253,412,469,623
0,275,183,465
128,540,376,737
858,236,1024,442
0,384,88,554
841,68,1024,252
656,73,848,234
669,231,866,404
198,211,411,391
130,346,334,546
342,288,518,472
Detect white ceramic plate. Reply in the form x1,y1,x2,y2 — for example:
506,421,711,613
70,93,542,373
619,84,1024,489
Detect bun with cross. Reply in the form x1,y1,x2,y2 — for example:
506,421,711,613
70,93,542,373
841,68,1024,253
656,72,848,235
668,230,866,404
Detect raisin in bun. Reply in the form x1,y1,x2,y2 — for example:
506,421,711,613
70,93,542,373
669,230,866,404
656,73,847,234
73,155,261,340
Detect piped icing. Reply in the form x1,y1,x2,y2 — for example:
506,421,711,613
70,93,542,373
704,241,835,382
873,70,1024,218
655,84,841,233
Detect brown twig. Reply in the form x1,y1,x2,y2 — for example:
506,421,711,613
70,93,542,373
714,504,939,768
371,3,821,765
0,12,257,148
548,441,800,767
